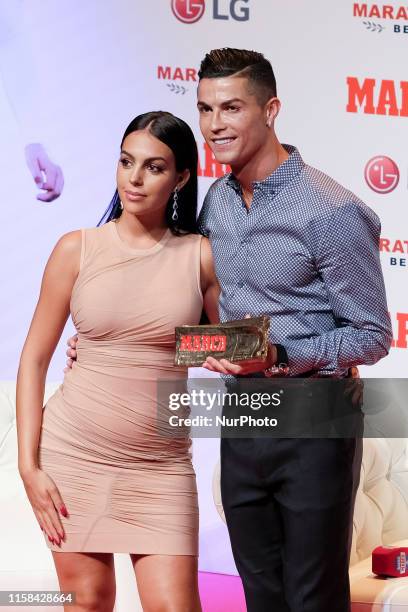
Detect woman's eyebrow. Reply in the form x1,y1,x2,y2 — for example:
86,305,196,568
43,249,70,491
120,150,167,163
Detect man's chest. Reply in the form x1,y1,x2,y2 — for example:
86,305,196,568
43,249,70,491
209,213,319,294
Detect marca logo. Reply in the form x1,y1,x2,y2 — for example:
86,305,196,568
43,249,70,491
171,0,205,23
380,237,408,269
180,334,227,352
353,3,408,34
171,0,250,23
364,156,399,194
198,142,231,178
346,77,408,116
390,312,408,349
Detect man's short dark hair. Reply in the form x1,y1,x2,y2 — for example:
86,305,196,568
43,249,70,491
198,48,277,105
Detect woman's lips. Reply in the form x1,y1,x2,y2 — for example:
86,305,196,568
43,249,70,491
124,190,147,201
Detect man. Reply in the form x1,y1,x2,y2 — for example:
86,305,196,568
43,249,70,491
195,48,392,612
67,48,392,611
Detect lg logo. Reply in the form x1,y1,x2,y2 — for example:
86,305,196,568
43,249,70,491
171,0,205,23
364,156,400,194
171,0,250,23
212,0,250,21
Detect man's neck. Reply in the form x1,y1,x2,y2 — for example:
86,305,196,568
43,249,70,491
232,138,290,209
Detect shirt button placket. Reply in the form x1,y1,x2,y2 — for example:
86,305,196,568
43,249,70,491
238,227,250,290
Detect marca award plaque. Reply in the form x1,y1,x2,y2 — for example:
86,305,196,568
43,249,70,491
174,315,270,367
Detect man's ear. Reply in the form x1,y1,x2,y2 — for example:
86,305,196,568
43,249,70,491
265,97,281,127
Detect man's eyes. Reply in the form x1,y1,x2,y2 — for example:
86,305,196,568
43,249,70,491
198,106,240,113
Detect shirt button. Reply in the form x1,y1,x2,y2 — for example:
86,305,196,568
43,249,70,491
241,238,248,245
237,281,244,288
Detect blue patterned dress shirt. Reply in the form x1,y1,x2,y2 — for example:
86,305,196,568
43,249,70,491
198,144,393,377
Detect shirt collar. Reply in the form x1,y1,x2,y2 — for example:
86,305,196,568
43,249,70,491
225,144,305,196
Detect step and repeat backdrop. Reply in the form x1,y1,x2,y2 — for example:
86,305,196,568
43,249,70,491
1,0,406,575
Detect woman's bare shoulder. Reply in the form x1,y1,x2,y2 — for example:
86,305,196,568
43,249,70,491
44,231,83,280
51,230,82,259
56,229,82,249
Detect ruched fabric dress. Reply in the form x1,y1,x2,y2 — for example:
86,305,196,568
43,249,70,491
38,221,203,554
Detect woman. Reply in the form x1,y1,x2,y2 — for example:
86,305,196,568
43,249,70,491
16,111,220,612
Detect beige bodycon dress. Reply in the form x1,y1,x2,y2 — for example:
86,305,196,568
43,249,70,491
38,220,203,554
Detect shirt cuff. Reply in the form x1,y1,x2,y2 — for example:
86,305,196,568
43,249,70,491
282,338,317,377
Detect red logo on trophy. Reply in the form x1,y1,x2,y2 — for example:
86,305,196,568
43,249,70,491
171,0,205,23
180,335,227,352
364,156,400,194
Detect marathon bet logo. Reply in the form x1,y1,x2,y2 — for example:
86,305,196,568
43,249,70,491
353,2,408,34
157,65,198,95
380,238,408,269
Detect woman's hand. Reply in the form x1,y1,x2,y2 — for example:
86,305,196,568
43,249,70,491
20,467,68,546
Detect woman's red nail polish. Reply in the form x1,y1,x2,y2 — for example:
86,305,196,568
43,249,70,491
60,505,68,517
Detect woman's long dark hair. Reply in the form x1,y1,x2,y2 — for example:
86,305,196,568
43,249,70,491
98,111,198,235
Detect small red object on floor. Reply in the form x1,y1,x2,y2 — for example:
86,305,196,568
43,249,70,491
372,546,408,577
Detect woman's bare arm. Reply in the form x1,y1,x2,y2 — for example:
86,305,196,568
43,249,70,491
200,237,220,324
17,230,81,476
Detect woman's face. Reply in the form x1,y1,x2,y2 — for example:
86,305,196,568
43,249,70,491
116,129,187,219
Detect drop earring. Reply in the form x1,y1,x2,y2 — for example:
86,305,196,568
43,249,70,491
119,199,123,210
172,188,179,222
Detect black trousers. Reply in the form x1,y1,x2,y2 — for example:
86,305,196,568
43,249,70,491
220,436,363,612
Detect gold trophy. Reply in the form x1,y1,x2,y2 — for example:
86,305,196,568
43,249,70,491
175,315,270,366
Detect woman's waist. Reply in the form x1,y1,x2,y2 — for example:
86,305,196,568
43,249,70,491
58,360,188,406
75,342,183,370
42,383,193,466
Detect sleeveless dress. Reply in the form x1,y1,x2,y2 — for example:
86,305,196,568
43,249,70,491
37,220,203,554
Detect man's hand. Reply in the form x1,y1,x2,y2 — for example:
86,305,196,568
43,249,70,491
345,365,363,407
64,334,78,373
202,343,277,376
202,312,276,375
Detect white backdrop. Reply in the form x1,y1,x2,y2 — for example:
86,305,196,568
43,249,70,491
1,0,406,575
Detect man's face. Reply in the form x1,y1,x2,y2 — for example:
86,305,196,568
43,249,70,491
197,76,269,171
